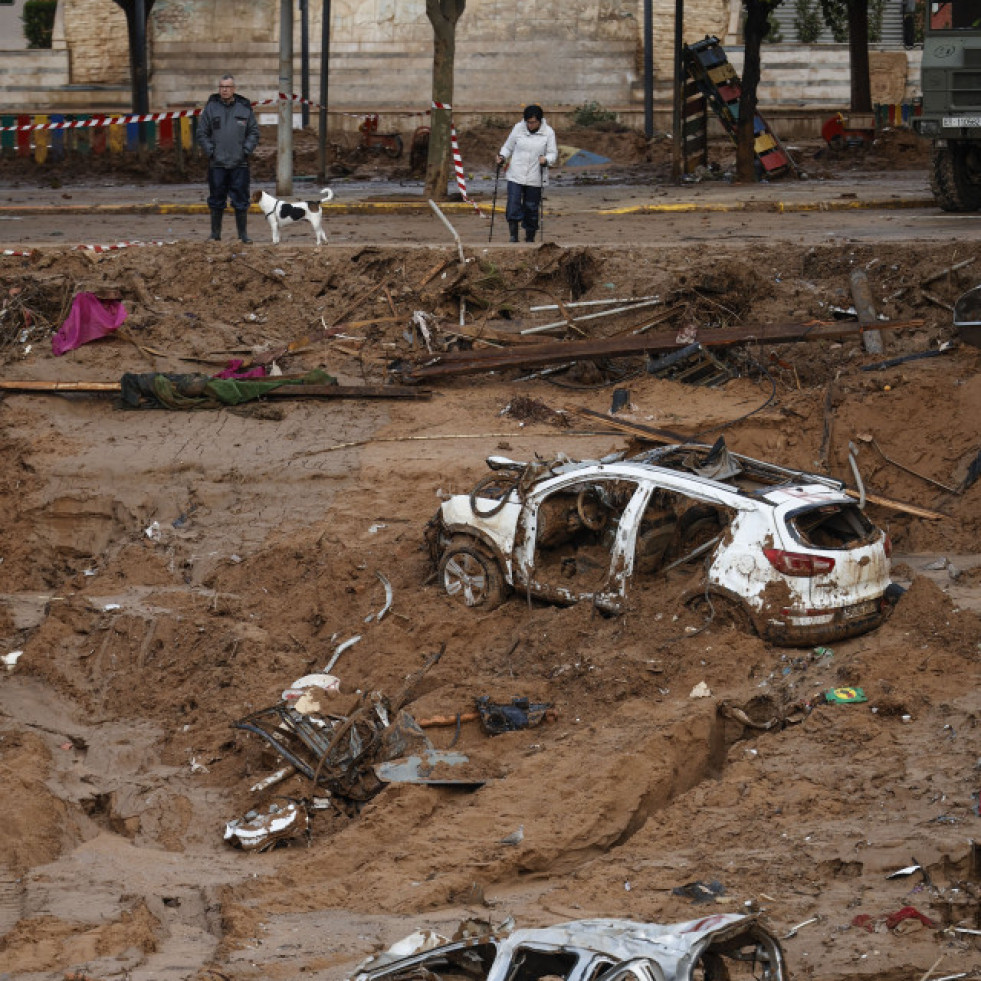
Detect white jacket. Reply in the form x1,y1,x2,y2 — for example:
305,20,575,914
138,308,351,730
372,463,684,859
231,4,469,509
499,118,558,187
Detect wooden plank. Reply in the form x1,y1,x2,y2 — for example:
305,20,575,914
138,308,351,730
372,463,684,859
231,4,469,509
843,488,946,520
571,407,690,444
0,381,121,392
260,384,431,400
0,380,430,401
394,319,925,382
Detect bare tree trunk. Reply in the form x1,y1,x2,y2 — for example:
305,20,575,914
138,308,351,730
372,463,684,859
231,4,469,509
847,0,872,112
110,0,157,115
425,0,465,201
736,0,773,182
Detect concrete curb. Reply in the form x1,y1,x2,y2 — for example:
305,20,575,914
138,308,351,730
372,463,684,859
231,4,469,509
0,197,938,217
598,198,936,215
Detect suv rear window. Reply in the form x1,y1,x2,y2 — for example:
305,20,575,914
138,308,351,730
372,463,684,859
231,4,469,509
787,503,878,549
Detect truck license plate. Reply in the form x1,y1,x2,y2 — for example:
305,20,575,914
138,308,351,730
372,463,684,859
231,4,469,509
943,115,981,127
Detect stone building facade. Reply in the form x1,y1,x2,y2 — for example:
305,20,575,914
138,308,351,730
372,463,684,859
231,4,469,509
54,0,732,113
0,0,914,134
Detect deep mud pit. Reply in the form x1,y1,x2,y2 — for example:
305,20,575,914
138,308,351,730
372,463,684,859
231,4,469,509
1,126,981,981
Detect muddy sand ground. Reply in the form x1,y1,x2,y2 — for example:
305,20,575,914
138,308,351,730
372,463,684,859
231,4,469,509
0,124,980,981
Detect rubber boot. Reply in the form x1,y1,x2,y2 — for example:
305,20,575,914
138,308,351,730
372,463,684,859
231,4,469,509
525,228,536,243
234,209,252,244
508,221,519,243
208,208,223,241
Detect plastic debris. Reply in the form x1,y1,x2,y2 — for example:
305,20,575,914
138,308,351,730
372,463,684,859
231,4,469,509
824,686,867,704
672,879,727,903
224,800,308,852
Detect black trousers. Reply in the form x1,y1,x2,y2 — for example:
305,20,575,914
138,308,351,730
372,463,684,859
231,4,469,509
207,165,250,211
505,181,542,231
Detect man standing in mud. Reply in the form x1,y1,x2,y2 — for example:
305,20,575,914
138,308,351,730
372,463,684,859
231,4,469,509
196,74,260,244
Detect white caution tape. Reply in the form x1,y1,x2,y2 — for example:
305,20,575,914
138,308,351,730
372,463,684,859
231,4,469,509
74,240,175,254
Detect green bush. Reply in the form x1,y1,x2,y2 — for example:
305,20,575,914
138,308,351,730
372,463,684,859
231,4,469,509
23,0,57,49
869,0,886,42
819,0,850,42
794,0,823,42
571,101,620,129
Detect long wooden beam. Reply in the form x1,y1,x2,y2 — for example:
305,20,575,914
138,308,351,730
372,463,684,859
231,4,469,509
0,380,429,400
391,319,925,383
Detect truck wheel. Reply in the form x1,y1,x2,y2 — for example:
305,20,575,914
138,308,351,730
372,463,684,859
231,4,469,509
930,143,981,212
439,538,506,610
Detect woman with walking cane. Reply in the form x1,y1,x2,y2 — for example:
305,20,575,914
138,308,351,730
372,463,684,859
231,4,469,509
496,105,557,243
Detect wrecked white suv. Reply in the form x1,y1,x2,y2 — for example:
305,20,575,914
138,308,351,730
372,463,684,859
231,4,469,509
425,440,893,646
351,915,786,981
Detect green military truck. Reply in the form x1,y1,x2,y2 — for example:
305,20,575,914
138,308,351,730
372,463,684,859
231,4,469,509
911,0,981,210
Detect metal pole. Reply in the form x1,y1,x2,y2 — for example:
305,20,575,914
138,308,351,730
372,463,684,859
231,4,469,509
278,0,294,197
643,0,653,139
671,0,684,182
132,0,148,113
132,0,149,151
317,0,331,183
300,0,310,129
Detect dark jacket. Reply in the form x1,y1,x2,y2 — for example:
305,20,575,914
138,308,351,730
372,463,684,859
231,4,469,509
197,92,259,169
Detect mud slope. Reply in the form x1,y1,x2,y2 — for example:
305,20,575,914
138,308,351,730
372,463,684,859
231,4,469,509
0,234,979,981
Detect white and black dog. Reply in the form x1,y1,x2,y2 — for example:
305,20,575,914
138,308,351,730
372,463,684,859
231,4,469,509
251,187,334,245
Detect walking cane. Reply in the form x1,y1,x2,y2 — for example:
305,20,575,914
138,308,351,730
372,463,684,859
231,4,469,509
539,161,548,242
489,161,502,242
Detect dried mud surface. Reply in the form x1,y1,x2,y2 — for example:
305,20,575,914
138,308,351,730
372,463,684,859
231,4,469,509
0,125,980,981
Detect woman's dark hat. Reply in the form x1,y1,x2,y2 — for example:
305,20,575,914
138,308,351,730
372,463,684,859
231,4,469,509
523,104,544,121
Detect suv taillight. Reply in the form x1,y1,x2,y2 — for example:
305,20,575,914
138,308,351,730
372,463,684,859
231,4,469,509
764,548,836,577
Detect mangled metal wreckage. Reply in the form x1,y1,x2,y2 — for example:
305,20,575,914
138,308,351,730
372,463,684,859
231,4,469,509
226,654,558,850
351,915,786,981
426,439,895,646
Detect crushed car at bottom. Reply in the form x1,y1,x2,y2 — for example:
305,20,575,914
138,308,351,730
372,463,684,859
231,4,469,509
351,915,786,981
426,439,895,645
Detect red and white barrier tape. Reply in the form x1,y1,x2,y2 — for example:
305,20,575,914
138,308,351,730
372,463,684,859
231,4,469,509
0,95,311,132
2,248,34,257
430,102,483,218
0,108,199,133
0,97,440,133
450,123,483,218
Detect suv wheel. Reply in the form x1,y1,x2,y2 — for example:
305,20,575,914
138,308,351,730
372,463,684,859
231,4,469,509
687,591,756,635
439,538,506,610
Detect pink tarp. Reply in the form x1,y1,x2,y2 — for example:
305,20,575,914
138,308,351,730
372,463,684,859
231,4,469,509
51,292,127,356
